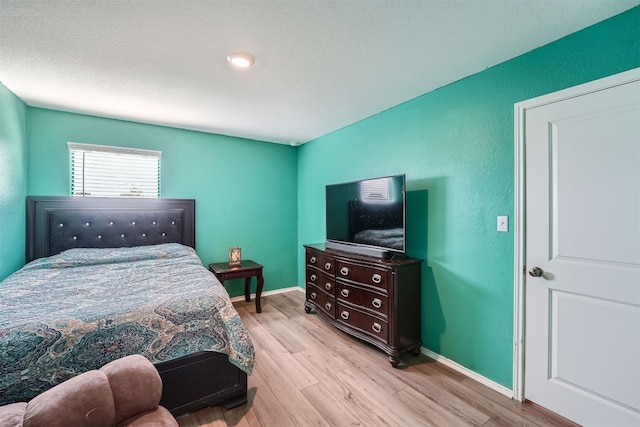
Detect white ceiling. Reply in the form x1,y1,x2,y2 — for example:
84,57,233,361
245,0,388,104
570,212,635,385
1,1,638,145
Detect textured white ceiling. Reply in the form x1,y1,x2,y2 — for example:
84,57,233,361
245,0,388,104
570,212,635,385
1,0,638,145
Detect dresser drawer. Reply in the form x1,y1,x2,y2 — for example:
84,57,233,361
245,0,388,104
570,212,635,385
336,261,389,291
306,250,335,276
307,284,336,318
306,269,336,296
336,302,388,343
336,283,388,318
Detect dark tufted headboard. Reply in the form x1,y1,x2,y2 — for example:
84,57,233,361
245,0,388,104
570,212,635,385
27,196,195,262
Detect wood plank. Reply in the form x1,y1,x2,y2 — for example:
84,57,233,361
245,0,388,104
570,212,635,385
292,349,357,404
254,351,329,426
460,378,580,427
336,366,429,426
396,362,499,426
234,305,261,330
251,304,307,354
306,321,387,368
249,325,318,390
416,365,541,427
289,332,353,373
394,385,483,427
266,290,308,320
244,358,295,427
300,383,367,427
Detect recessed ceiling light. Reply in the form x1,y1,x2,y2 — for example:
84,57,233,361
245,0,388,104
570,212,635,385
227,52,254,69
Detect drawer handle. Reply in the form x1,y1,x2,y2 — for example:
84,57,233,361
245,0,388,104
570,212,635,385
325,302,332,311
325,282,332,291
371,273,382,284
310,274,317,282
310,292,317,300
340,288,349,298
340,311,349,320
325,262,332,271
372,322,382,333
310,256,317,264
340,267,349,276
371,298,382,309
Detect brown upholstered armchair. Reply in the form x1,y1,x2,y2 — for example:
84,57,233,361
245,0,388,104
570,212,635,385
0,354,178,427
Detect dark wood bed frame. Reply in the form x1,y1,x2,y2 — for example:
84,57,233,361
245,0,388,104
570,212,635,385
26,196,248,416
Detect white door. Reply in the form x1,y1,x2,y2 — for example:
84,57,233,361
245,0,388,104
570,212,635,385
522,70,640,426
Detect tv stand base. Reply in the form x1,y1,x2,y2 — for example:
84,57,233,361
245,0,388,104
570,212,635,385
325,241,394,258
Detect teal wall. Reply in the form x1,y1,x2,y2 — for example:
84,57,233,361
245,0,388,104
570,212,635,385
297,7,640,388
27,109,299,296
0,83,28,281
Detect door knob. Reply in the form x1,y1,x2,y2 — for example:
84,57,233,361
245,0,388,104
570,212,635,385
529,267,544,277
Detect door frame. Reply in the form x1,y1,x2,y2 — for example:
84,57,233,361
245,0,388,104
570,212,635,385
512,67,640,402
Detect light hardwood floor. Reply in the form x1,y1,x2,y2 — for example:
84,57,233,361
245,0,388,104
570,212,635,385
177,290,577,427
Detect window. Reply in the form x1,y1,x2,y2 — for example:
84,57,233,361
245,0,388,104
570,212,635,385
68,142,161,197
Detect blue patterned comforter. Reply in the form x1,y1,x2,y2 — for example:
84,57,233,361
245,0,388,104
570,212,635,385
0,243,254,405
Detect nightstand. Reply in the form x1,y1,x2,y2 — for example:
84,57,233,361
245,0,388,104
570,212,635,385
209,260,264,313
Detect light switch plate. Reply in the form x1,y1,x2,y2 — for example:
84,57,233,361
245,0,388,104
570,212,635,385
497,216,509,232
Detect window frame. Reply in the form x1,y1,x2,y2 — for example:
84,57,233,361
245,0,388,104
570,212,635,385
68,142,162,198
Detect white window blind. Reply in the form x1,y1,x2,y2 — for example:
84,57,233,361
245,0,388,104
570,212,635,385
68,142,161,198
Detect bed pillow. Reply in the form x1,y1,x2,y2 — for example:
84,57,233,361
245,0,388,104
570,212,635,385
21,243,195,271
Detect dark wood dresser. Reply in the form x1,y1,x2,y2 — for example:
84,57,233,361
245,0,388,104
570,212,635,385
303,243,422,367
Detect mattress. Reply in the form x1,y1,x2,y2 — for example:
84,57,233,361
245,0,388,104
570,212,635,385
0,243,254,405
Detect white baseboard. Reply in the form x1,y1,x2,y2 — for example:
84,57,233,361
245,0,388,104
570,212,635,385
421,347,513,398
228,285,302,303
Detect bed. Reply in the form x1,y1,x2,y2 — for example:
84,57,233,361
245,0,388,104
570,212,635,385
0,196,254,416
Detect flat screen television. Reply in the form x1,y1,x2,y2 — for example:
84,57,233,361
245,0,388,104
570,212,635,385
325,174,406,258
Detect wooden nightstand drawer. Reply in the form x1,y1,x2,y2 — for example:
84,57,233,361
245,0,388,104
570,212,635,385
336,261,389,291
336,302,388,344
307,283,336,318
336,283,388,318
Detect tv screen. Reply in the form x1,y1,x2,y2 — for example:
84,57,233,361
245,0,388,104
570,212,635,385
326,174,405,256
